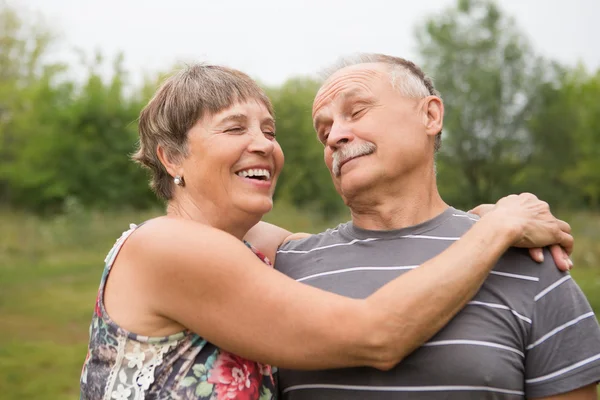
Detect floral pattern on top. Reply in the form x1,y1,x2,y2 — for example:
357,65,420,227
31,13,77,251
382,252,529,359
80,223,277,400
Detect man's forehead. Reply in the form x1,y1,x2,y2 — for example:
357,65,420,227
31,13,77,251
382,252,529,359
313,63,389,115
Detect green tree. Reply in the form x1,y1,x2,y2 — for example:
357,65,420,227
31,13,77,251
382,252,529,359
0,1,159,212
267,78,346,217
526,65,600,209
1,48,157,211
0,1,64,205
416,0,548,208
49,52,157,210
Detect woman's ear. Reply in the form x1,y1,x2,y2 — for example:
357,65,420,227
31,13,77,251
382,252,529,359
156,145,183,178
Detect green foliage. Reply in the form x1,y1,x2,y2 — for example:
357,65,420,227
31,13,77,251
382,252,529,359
0,1,62,206
266,78,346,217
0,1,343,216
2,56,158,212
417,0,600,212
2,0,600,215
524,66,600,209
417,0,548,208
0,3,158,213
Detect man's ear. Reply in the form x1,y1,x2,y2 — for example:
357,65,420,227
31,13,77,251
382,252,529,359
156,145,183,178
422,96,444,137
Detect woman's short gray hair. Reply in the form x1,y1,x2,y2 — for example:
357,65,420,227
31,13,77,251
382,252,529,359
132,64,273,201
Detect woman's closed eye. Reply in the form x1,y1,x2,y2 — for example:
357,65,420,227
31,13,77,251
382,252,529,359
224,126,245,134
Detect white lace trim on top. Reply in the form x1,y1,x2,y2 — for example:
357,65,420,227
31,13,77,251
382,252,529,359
103,336,174,400
104,224,138,265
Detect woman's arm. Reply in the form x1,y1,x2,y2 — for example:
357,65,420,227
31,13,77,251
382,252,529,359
118,194,572,371
469,203,573,269
247,198,573,271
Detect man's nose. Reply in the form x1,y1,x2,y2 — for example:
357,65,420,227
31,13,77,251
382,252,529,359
326,121,354,149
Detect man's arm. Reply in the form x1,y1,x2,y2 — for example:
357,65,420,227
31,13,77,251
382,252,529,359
524,249,600,398
248,195,573,270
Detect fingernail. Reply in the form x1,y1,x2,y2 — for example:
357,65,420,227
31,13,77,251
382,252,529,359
568,257,574,268
538,251,544,262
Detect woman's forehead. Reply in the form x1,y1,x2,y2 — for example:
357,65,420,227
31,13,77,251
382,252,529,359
205,99,274,124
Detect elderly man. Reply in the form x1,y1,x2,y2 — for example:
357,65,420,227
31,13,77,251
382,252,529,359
268,54,600,399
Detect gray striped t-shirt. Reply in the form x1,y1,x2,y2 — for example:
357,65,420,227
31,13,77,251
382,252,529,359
274,207,600,399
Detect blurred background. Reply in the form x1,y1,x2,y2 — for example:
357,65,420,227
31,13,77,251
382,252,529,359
1,0,599,398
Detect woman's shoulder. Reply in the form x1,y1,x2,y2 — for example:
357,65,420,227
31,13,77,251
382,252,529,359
136,216,220,234
127,217,232,257
120,217,261,285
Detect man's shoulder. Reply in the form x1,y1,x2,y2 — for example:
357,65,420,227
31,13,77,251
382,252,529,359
423,207,480,237
482,247,576,320
496,246,567,285
277,222,352,253
444,207,565,286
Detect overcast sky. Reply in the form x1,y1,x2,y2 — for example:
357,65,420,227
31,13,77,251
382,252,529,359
14,0,600,86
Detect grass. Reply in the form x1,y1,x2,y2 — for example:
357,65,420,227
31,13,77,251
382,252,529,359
0,205,599,399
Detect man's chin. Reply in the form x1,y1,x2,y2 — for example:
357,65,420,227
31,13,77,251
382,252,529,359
337,174,373,200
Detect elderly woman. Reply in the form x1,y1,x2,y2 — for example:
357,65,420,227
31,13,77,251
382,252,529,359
80,64,572,400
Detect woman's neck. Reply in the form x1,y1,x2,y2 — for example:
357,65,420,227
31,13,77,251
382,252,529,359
166,197,259,241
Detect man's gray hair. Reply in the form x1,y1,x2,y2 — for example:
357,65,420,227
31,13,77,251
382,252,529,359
322,53,442,152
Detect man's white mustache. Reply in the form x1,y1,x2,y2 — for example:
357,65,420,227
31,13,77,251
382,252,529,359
332,142,376,176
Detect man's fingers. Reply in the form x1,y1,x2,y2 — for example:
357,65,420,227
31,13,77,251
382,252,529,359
549,244,573,271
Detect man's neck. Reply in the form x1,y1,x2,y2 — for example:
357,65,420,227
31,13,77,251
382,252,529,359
348,172,447,231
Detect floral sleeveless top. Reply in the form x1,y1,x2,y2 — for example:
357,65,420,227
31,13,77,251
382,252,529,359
80,223,277,400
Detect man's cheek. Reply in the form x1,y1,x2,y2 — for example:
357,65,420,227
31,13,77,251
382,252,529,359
324,150,333,167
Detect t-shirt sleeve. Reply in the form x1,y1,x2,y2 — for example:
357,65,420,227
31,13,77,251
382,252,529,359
524,253,600,398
